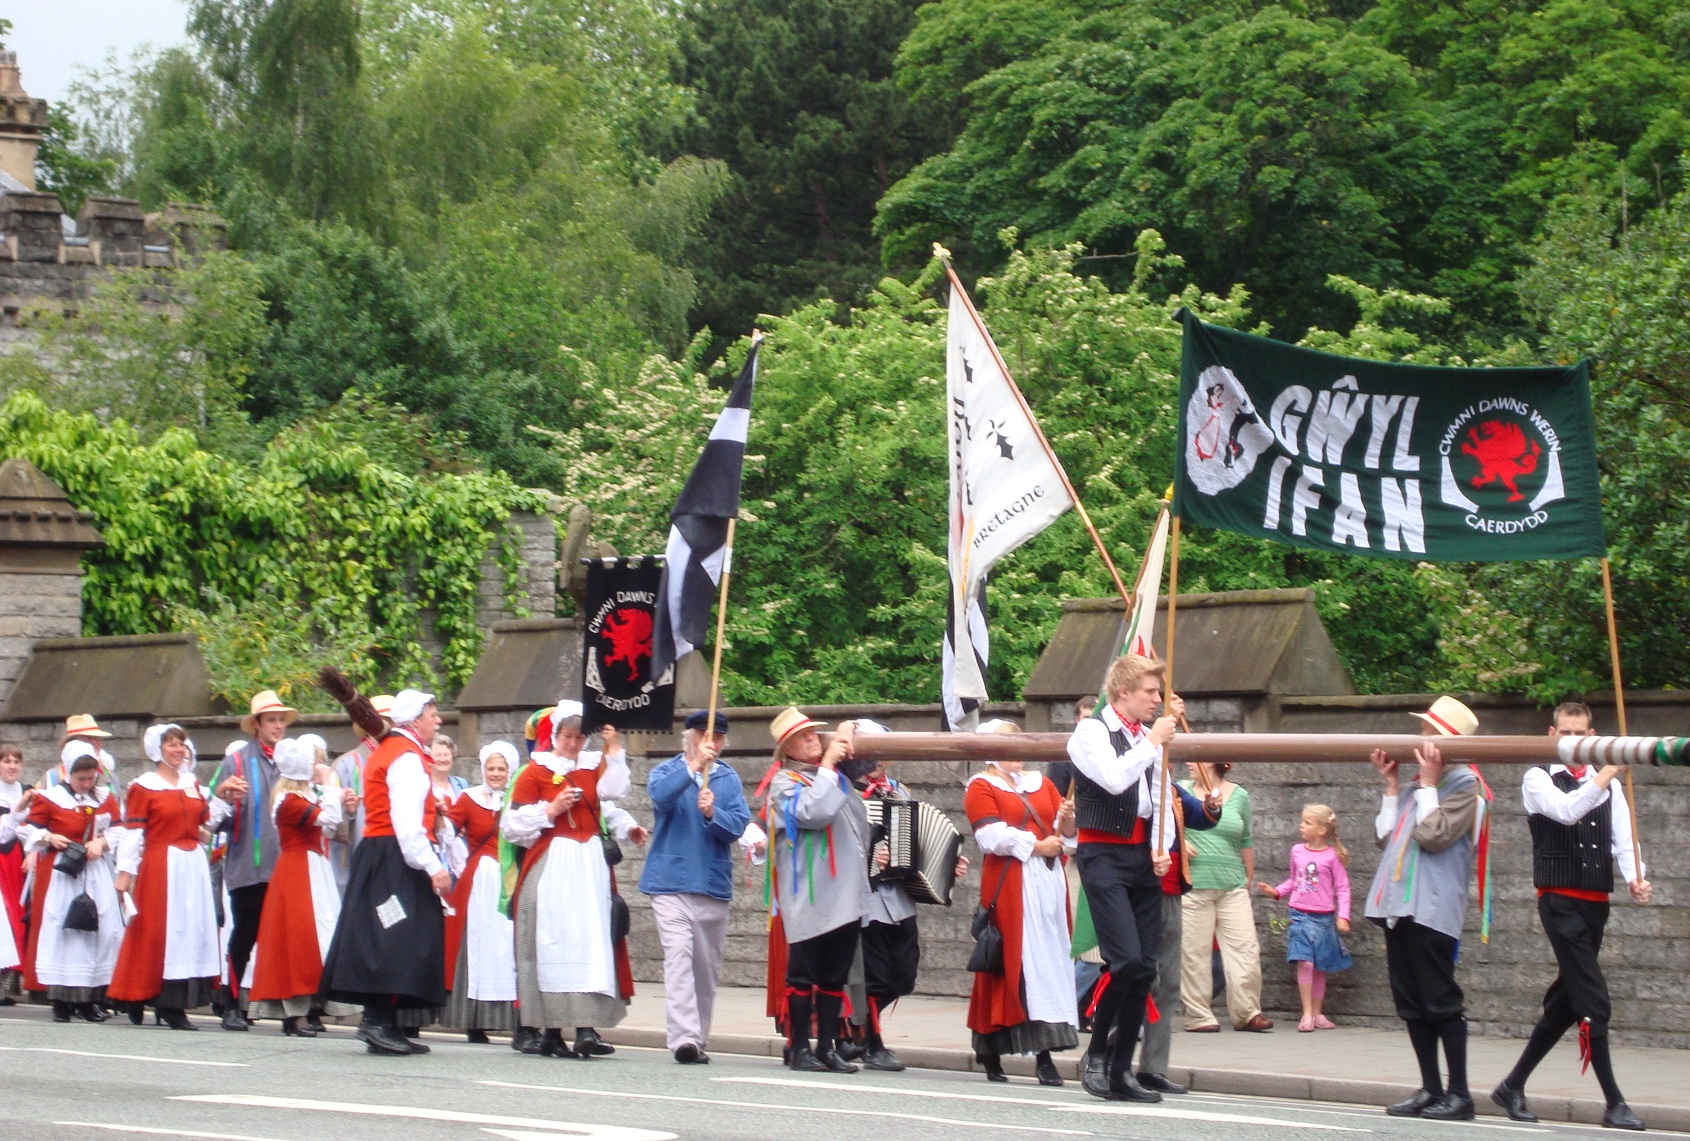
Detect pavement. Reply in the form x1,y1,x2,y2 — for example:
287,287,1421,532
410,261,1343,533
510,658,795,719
603,985,1690,1132
3,998,1687,1141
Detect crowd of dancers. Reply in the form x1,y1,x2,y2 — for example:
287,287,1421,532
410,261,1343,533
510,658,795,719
0,657,1656,1129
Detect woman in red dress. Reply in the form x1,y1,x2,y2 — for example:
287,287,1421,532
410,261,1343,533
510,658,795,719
964,732,1079,1086
247,738,350,1037
109,724,227,1029
22,745,124,1022
440,741,518,1042
0,743,31,996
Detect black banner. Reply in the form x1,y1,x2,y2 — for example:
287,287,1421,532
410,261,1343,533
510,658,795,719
581,557,675,732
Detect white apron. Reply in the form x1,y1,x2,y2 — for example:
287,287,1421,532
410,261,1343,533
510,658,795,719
534,837,616,996
35,856,123,988
466,853,517,1001
1019,853,1081,1031
160,845,221,980
305,849,341,958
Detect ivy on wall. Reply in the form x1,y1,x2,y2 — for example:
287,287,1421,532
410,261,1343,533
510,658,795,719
0,391,537,704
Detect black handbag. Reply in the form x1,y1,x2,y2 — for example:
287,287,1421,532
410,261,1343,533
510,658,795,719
62,890,100,933
600,830,624,868
967,866,1011,975
609,891,630,943
54,841,90,878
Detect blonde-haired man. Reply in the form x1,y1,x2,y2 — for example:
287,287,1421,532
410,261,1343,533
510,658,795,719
1065,654,1184,1103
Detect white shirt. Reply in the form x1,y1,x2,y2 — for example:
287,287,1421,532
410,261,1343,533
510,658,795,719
1066,703,1176,850
387,749,443,877
1522,764,1643,884
969,768,1077,861
501,749,631,846
1374,786,1443,839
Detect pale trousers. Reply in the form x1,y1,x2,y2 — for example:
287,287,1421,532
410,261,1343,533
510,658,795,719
650,892,731,1051
1137,893,1184,1076
1180,887,1263,1029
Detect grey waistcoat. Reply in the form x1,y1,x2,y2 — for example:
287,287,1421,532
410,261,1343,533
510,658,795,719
1364,766,1479,941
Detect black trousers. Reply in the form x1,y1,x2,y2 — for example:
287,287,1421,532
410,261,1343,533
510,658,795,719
1537,893,1611,1029
787,922,861,991
226,882,268,995
862,916,921,1008
1076,842,1163,990
1382,917,1464,1024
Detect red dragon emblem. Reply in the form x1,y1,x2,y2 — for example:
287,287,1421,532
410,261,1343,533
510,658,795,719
1460,420,1541,502
602,607,653,682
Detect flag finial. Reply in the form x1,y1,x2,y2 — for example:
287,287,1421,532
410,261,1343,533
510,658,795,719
932,242,952,262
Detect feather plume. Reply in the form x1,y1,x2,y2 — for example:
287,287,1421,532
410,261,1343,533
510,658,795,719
317,666,389,740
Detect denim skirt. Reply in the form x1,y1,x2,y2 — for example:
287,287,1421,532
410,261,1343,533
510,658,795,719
1286,908,1353,972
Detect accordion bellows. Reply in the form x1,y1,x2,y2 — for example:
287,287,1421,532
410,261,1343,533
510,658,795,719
866,797,964,906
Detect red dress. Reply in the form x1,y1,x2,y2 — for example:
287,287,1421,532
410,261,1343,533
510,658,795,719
109,778,220,1004
23,786,123,993
444,794,499,987
964,773,1069,1038
249,794,338,1006
0,787,27,963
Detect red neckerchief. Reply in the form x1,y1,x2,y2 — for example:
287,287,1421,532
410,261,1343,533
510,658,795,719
1565,764,1589,781
860,774,894,799
258,740,276,759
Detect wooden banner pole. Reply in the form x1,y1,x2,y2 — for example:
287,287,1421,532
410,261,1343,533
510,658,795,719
1156,515,1184,854
700,516,738,793
1600,556,1643,884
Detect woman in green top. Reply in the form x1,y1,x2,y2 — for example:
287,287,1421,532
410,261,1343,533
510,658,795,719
1179,762,1270,1032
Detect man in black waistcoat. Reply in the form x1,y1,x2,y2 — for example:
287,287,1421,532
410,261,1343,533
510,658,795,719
1490,702,1652,1131
1065,653,1184,1103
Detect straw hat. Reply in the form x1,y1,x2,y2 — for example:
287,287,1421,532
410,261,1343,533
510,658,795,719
1413,695,1478,737
370,694,395,717
61,714,111,741
769,707,822,756
241,690,299,735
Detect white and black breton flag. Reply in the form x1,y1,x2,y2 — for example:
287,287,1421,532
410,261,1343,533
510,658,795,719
651,342,759,680
943,282,1073,729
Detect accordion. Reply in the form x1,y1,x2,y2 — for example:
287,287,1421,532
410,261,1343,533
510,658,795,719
865,797,963,906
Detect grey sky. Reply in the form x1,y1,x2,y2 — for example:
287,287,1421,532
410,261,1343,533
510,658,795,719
5,1,188,105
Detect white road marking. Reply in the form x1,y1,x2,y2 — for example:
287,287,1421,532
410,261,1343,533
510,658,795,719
170,1094,675,1141
58,1123,296,1141
716,1075,1075,1106
2,1046,246,1067
480,1079,1095,1136
1048,1104,1371,1131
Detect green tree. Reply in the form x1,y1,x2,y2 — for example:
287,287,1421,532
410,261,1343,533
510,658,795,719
662,0,955,348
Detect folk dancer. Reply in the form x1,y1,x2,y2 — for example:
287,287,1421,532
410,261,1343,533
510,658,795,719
0,742,31,998
329,693,393,893
766,709,870,1074
639,710,752,1065
21,744,124,1022
441,741,520,1044
1065,653,1185,1103
318,689,451,1056
248,738,353,1037
501,705,640,1059
1490,702,1651,1131
1365,695,1494,1122
108,724,227,1029
209,689,299,1030
965,724,1078,1085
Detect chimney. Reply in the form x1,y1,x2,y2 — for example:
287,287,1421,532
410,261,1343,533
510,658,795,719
0,51,50,192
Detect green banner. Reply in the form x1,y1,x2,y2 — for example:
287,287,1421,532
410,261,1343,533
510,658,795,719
1174,311,1605,562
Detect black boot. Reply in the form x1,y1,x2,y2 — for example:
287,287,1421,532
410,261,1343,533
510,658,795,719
813,991,858,1074
574,1027,614,1056
979,1053,1008,1083
540,1029,575,1058
281,1016,317,1037
220,1004,250,1032
52,1000,72,1023
787,990,821,1070
466,1029,491,1044
128,1002,145,1026
160,1008,198,1032
362,1021,415,1055
514,1026,543,1054
1081,1051,1111,1099
1107,1072,1163,1103
305,1010,327,1034
1036,1052,1064,1087
76,1002,108,1023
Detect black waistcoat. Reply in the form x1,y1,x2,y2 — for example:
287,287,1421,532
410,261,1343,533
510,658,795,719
1528,768,1614,894
1073,716,1144,839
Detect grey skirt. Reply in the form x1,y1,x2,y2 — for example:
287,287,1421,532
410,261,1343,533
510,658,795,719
441,938,516,1032
514,845,627,1031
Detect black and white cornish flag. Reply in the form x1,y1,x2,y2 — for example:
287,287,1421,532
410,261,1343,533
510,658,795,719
650,341,759,680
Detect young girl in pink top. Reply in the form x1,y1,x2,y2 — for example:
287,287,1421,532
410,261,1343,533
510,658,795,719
1257,804,1351,1032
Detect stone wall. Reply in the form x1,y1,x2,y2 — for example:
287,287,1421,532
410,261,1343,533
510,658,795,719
0,569,80,712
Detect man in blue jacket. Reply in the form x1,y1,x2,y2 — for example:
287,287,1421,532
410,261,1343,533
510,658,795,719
639,710,751,1064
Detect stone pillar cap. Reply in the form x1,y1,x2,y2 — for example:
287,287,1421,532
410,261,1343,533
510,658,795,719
0,458,103,549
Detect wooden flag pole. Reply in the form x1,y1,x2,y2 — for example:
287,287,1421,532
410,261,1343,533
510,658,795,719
700,520,736,793
1156,514,1184,855
1600,556,1644,885
937,251,1134,613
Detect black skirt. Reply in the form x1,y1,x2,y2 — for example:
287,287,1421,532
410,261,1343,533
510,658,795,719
319,835,446,1009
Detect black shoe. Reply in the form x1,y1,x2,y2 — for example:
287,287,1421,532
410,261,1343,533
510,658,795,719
160,1008,197,1032
540,1029,574,1058
835,1040,866,1062
361,1022,414,1056
220,1007,250,1032
305,1014,327,1034
466,1029,491,1044
76,1003,108,1023
403,1026,421,1038
863,1047,906,1072
789,1045,828,1072
980,1054,1008,1083
405,1038,431,1054
1138,1072,1186,1095
1603,1103,1645,1131
1387,1089,1442,1117
574,1027,614,1056
52,1001,72,1023
675,1044,710,1064
1036,1054,1064,1087
818,1048,859,1074
128,1003,145,1026
513,1027,542,1054
1081,1052,1111,1099
281,1017,317,1038
1490,1084,1537,1123
1422,1093,1476,1121
1108,1073,1164,1103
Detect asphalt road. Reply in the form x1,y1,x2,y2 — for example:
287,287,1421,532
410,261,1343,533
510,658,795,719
1,1005,1678,1141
